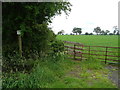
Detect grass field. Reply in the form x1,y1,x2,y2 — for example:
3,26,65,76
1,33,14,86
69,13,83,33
57,35,119,64
57,35,119,47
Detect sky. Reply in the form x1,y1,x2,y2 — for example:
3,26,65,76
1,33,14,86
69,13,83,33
49,0,120,34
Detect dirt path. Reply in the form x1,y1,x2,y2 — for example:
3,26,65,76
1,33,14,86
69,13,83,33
65,64,118,88
105,65,119,88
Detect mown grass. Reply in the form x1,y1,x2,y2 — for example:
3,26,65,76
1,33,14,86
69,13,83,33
57,35,119,47
57,35,119,64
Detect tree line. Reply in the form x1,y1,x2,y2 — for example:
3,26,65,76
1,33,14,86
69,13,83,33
58,26,119,35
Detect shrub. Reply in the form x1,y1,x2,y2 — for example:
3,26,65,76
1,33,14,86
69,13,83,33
2,53,65,88
50,40,64,53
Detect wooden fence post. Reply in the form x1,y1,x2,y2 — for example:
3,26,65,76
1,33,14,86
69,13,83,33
89,46,90,56
105,47,108,64
67,46,68,54
81,45,83,60
73,44,76,60
18,35,22,57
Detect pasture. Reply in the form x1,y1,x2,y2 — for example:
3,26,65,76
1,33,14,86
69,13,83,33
57,35,119,47
57,35,119,64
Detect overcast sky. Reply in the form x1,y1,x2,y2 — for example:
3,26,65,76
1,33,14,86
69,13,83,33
49,0,119,34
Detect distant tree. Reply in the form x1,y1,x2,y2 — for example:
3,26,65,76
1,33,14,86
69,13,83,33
57,31,62,35
57,30,65,35
105,30,110,35
93,27,101,35
116,30,120,35
70,33,73,35
85,32,89,35
77,28,82,35
109,33,114,35
100,30,105,35
89,33,93,35
72,27,82,35
72,27,78,35
113,26,118,35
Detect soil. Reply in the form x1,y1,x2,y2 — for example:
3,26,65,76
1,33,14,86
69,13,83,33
105,65,119,88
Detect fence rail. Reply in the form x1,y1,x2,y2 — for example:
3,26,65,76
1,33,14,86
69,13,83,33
64,41,120,64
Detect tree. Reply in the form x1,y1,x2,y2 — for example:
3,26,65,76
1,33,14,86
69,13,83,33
72,27,78,35
57,30,65,35
85,32,89,35
100,30,105,35
93,27,101,35
105,30,110,35
116,30,120,35
2,2,72,72
72,27,82,35
3,2,71,54
77,28,82,35
113,26,119,35
109,33,114,35
89,33,93,35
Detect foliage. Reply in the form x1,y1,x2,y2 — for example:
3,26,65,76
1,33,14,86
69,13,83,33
109,33,114,35
85,32,89,35
2,2,71,72
50,40,64,54
3,54,116,88
93,27,101,35
57,30,65,35
85,32,93,35
100,30,110,35
2,53,66,88
113,26,119,35
2,2,71,56
72,27,82,35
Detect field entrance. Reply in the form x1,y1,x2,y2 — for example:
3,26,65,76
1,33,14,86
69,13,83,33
64,41,120,64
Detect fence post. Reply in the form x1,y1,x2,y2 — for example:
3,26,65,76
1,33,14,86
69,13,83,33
81,45,84,60
73,44,76,60
89,46,90,56
105,47,108,64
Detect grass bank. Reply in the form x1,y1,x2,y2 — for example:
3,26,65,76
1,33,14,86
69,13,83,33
2,54,117,88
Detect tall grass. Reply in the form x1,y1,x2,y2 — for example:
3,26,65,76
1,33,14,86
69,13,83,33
2,54,117,88
2,53,76,88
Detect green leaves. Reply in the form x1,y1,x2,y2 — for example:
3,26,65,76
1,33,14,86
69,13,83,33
3,2,72,72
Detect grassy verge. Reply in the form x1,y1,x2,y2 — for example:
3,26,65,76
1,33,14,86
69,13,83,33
47,57,117,88
2,54,117,88
2,54,76,88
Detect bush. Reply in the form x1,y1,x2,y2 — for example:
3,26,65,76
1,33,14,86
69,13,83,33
2,53,65,88
50,40,64,53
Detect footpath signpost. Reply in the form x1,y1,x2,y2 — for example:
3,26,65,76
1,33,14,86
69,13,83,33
17,30,22,57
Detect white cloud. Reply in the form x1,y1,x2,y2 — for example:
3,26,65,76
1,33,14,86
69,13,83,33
49,0,119,34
